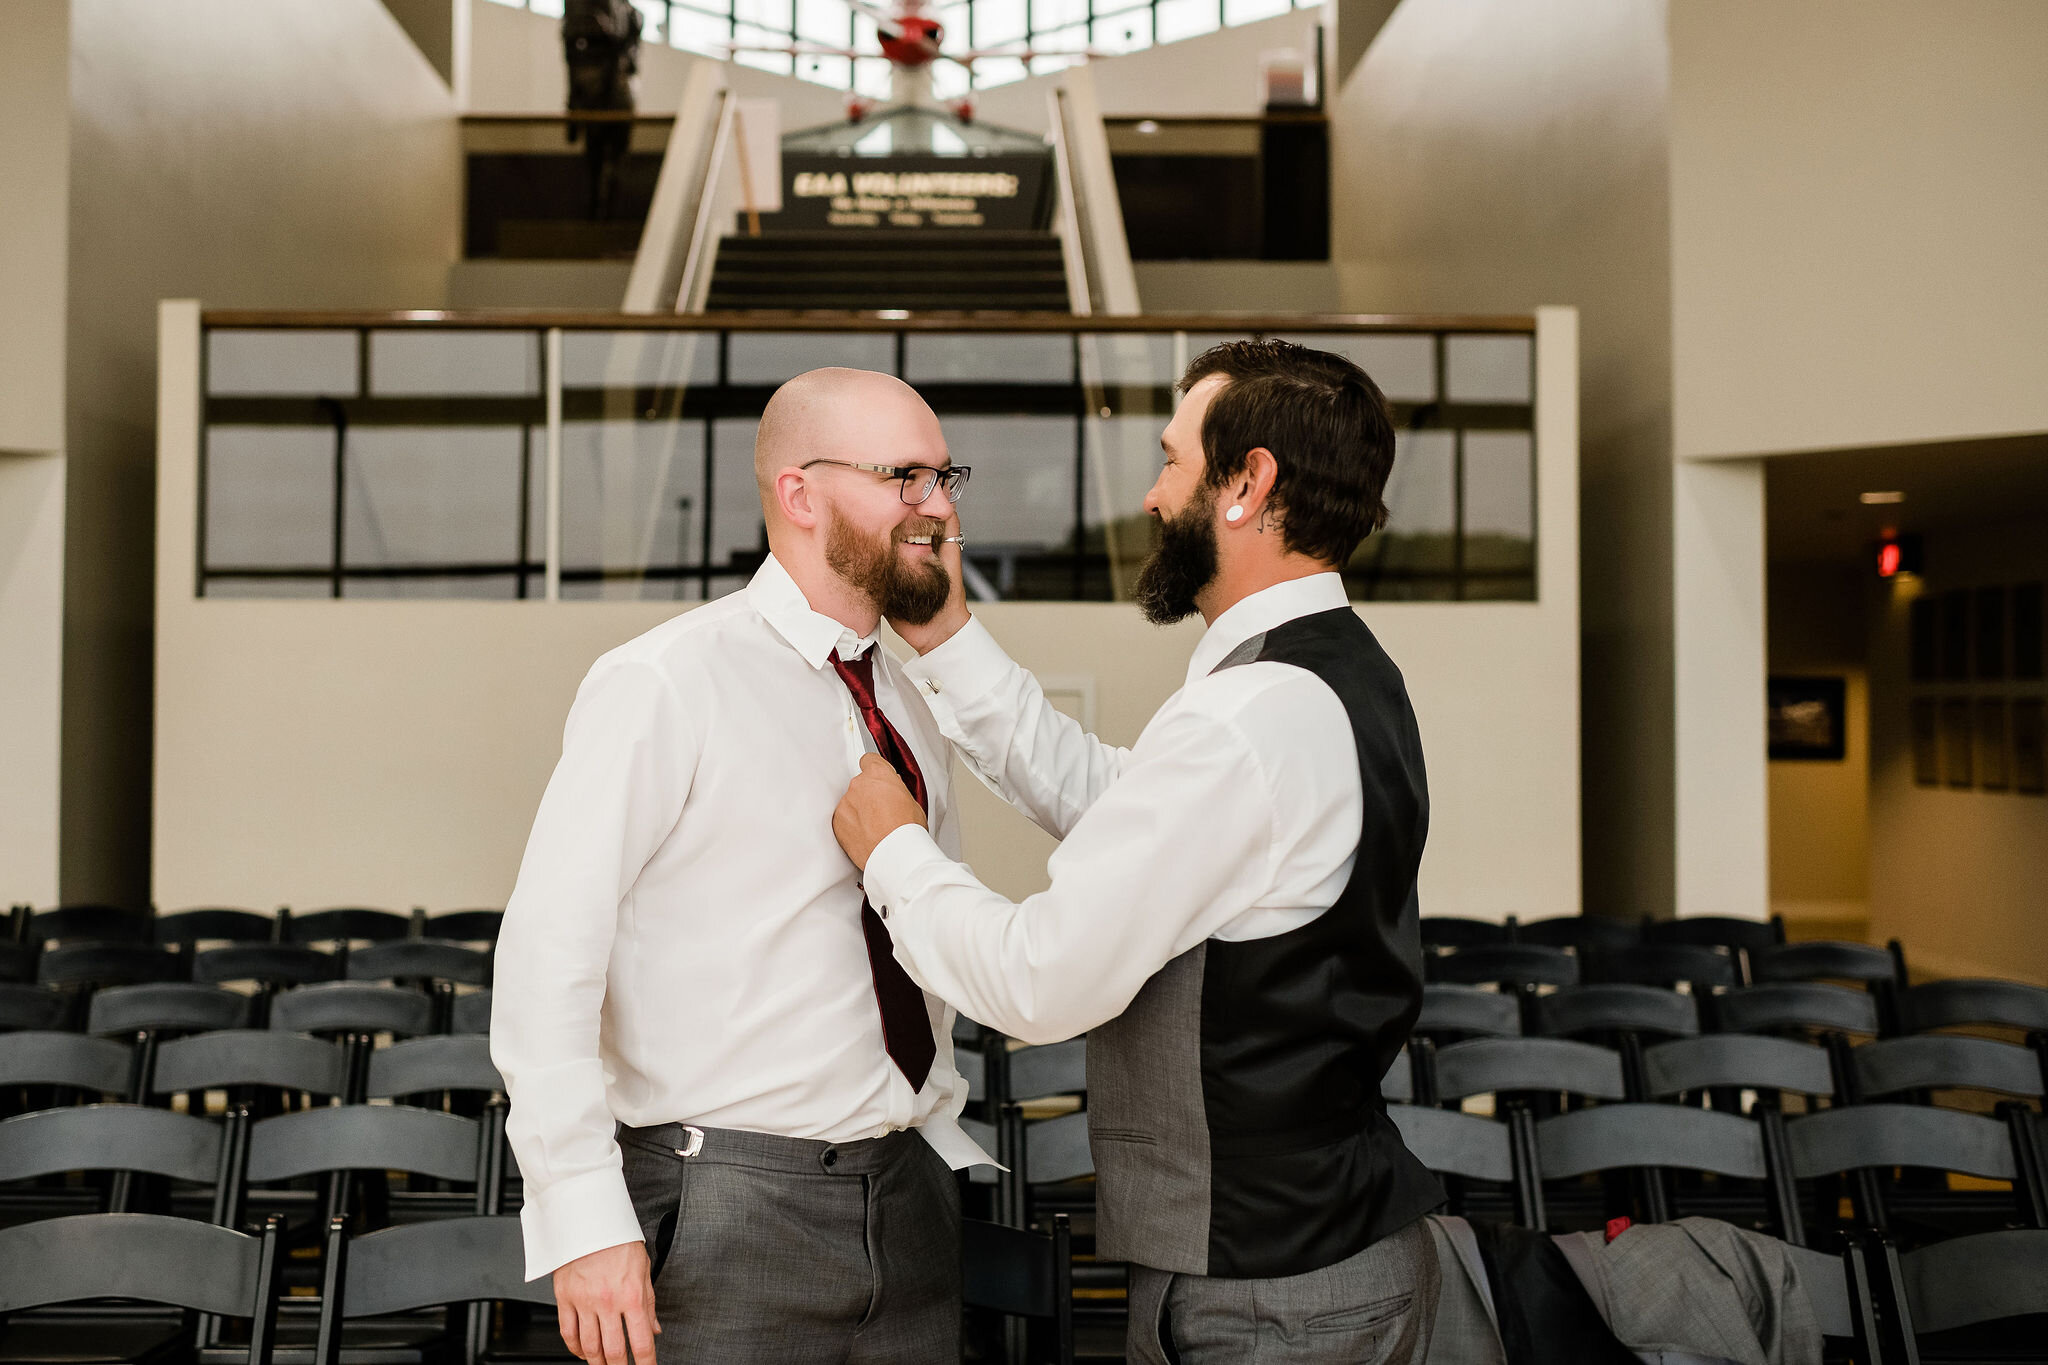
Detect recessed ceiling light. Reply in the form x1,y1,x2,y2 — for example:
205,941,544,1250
1860,490,1905,505
1134,120,1160,134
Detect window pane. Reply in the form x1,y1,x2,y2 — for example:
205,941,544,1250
205,427,335,570
735,0,792,30
344,427,524,567
671,7,733,53
344,575,519,600
735,24,794,73
971,55,1030,88
370,331,539,397
1222,0,1290,24
1092,8,1151,53
796,53,853,88
1277,332,1435,403
528,0,565,17
1446,334,1533,404
726,331,896,385
1031,0,1086,32
1155,0,1220,42
936,5,970,53
795,0,849,42
903,333,1074,384
854,56,893,97
208,578,333,599
209,330,358,397
560,330,720,388
932,61,972,100
941,416,1079,590
973,0,1027,47
1078,333,1178,388
556,420,705,581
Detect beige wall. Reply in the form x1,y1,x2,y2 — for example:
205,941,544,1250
1867,517,2048,985
1328,0,1673,919
155,305,1581,922
65,0,461,905
1766,561,1870,923
1669,0,2048,461
0,0,70,905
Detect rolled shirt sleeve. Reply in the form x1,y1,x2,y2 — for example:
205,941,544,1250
491,659,697,1280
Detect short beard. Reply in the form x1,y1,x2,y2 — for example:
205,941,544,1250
1132,482,1220,626
825,510,952,626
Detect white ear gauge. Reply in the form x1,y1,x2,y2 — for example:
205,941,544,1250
1225,505,1245,523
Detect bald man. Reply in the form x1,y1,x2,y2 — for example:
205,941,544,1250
492,368,990,1365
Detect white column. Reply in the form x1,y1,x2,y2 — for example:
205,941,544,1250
1673,455,1768,919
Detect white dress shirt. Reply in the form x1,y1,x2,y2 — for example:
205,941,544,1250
492,554,990,1281
865,573,1372,1047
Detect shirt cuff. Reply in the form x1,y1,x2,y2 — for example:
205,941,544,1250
899,616,1014,707
865,821,951,916
518,1164,645,1282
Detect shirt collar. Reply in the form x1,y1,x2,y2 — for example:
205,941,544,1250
747,554,881,669
1184,572,1351,685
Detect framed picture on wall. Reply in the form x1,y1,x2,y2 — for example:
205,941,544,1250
1941,699,1973,788
1978,699,2010,791
1911,698,1940,787
1767,676,1847,760
2014,699,2046,795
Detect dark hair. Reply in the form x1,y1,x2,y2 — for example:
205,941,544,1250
1179,339,1396,566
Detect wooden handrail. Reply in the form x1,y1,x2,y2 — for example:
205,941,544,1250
200,309,1537,334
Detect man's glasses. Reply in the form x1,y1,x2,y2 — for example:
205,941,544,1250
801,459,972,505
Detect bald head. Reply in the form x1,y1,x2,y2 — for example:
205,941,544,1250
754,367,937,499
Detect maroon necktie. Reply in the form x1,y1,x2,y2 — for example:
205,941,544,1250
830,646,937,1091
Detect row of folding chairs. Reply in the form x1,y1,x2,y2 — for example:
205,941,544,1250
1,976,493,1047
6,904,504,948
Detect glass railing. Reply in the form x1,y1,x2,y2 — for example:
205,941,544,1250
196,313,1537,603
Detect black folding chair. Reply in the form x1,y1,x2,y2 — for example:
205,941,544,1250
1532,1103,1789,1236
1419,917,1513,952
1643,915,1783,983
280,909,411,948
963,1214,1075,1365
240,1102,501,1237
1387,1102,1534,1226
1416,984,1522,1042
150,1027,352,1120
154,908,278,947
0,1102,240,1227
37,944,183,991
270,984,436,1103
306,1214,558,1365
0,1212,285,1363
1584,942,1740,991
415,910,503,945
1535,984,1702,1100
1875,1227,2048,1362
1431,1036,1628,1111
1851,1034,2044,1105
1898,978,2048,1098
1713,983,1881,1045
1516,914,1639,954
0,1030,134,1123
24,905,153,946
0,943,36,986
1643,1033,1837,1111
1429,943,1579,992
0,985,65,1033
345,944,490,1033
1787,1103,2047,1248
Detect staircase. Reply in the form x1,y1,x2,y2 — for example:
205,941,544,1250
704,230,1071,312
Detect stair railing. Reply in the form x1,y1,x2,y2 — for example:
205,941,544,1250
1047,66,1141,317
623,63,730,313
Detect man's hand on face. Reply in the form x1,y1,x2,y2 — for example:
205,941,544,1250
554,1240,660,1365
890,508,972,655
834,753,928,870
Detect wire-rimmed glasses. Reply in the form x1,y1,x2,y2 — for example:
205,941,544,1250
800,459,972,505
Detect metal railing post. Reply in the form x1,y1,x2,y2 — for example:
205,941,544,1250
544,327,564,602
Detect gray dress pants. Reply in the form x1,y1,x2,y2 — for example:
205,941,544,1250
618,1122,960,1364
1126,1216,1440,1364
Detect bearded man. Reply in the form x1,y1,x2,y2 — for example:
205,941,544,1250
492,367,992,1365
833,340,1446,1364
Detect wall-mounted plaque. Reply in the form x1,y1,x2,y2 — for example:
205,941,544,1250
1978,699,2010,791
770,154,1053,232
1911,698,1940,787
1941,699,1973,788
2014,699,2046,795
1767,676,1847,761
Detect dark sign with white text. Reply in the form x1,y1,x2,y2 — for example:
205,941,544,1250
764,154,1052,232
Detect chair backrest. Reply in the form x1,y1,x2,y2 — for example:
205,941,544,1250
1516,915,1639,954
87,982,252,1036
0,1103,223,1185
1786,1104,2018,1181
419,909,504,944
37,942,184,989
1643,1034,1835,1099
1712,983,1880,1037
365,1035,504,1099
450,989,492,1036
154,907,277,946
1535,1103,1769,1181
0,941,39,984
1781,1242,1861,1341
1535,984,1700,1040
1007,1038,1086,1103
0,1031,134,1094
246,1105,483,1184
345,940,491,986
1852,1034,2044,1101
151,1028,351,1099
0,1212,284,1347
1021,1109,1093,1185
1897,1228,2048,1335
1752,941,1898,986
27,904,153,946
1643,915,1782,953
1381,1048,1412,1104
961,1213,1073,1357
1432,1037,1627,1104
1897,978,2048,1035
1584,943,1738,990
0,982,68,1030
1420,917,1512,951
1432,943,1579,990
1387,1104,1516,1183
283,907,412,945
1417,984,1522,1039
328,1215,554,1319
270,982,435,1037
193,944,342,987
955,1046,986,1102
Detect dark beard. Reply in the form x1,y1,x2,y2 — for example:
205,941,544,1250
1132,484,1220,625
825,511,952,625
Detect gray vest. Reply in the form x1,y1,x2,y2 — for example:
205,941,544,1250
1086,606,1444,1279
